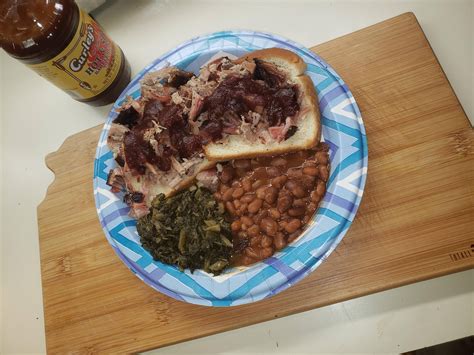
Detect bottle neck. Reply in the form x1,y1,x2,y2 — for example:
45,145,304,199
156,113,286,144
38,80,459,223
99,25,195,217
0,0,79,64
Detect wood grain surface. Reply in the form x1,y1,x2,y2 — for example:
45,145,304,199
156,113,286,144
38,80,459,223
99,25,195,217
37,12,474,354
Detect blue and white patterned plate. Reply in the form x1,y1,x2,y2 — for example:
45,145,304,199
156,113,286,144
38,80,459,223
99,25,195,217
93,31,368,306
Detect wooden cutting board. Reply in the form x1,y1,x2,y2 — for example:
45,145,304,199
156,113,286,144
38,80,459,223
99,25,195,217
37,12,474,354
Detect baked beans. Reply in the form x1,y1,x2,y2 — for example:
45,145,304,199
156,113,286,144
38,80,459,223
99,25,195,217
215,143,330,266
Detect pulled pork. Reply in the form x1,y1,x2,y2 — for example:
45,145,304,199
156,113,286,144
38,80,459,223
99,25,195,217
107,55,302,216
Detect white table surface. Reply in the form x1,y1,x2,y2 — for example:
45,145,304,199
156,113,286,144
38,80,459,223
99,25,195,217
1,1,472,354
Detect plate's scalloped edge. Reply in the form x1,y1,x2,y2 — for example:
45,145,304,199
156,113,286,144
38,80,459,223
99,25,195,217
93,31,369,306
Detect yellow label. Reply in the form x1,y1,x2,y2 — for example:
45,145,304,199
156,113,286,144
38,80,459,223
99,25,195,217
27,10,122,100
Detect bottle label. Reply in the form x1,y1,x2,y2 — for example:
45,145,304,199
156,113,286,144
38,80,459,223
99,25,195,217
27,10,123,100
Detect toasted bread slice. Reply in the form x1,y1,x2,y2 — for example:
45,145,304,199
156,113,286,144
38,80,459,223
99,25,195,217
107,48,320,217
204,48,320,161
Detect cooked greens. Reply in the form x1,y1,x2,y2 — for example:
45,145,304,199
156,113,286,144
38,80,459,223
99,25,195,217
137,186,233,275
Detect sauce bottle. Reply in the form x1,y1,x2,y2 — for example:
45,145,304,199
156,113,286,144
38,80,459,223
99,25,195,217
0,0,131,106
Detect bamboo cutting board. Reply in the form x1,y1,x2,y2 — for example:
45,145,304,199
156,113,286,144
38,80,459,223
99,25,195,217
38,12,474,354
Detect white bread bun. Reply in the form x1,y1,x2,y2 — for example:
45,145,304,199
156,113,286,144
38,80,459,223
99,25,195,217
203,48,320,161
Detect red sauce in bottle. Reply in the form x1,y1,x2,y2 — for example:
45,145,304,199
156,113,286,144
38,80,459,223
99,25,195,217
0,0,131,106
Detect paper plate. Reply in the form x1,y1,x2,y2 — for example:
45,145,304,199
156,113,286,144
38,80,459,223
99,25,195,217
93,30,368,306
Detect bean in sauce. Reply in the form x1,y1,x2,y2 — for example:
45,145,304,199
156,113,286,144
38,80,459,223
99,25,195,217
215,143,330,266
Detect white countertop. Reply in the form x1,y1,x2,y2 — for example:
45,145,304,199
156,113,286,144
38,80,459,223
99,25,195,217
1,1,472,353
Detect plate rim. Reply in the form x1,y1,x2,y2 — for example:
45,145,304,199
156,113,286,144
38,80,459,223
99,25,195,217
93,29,368,306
